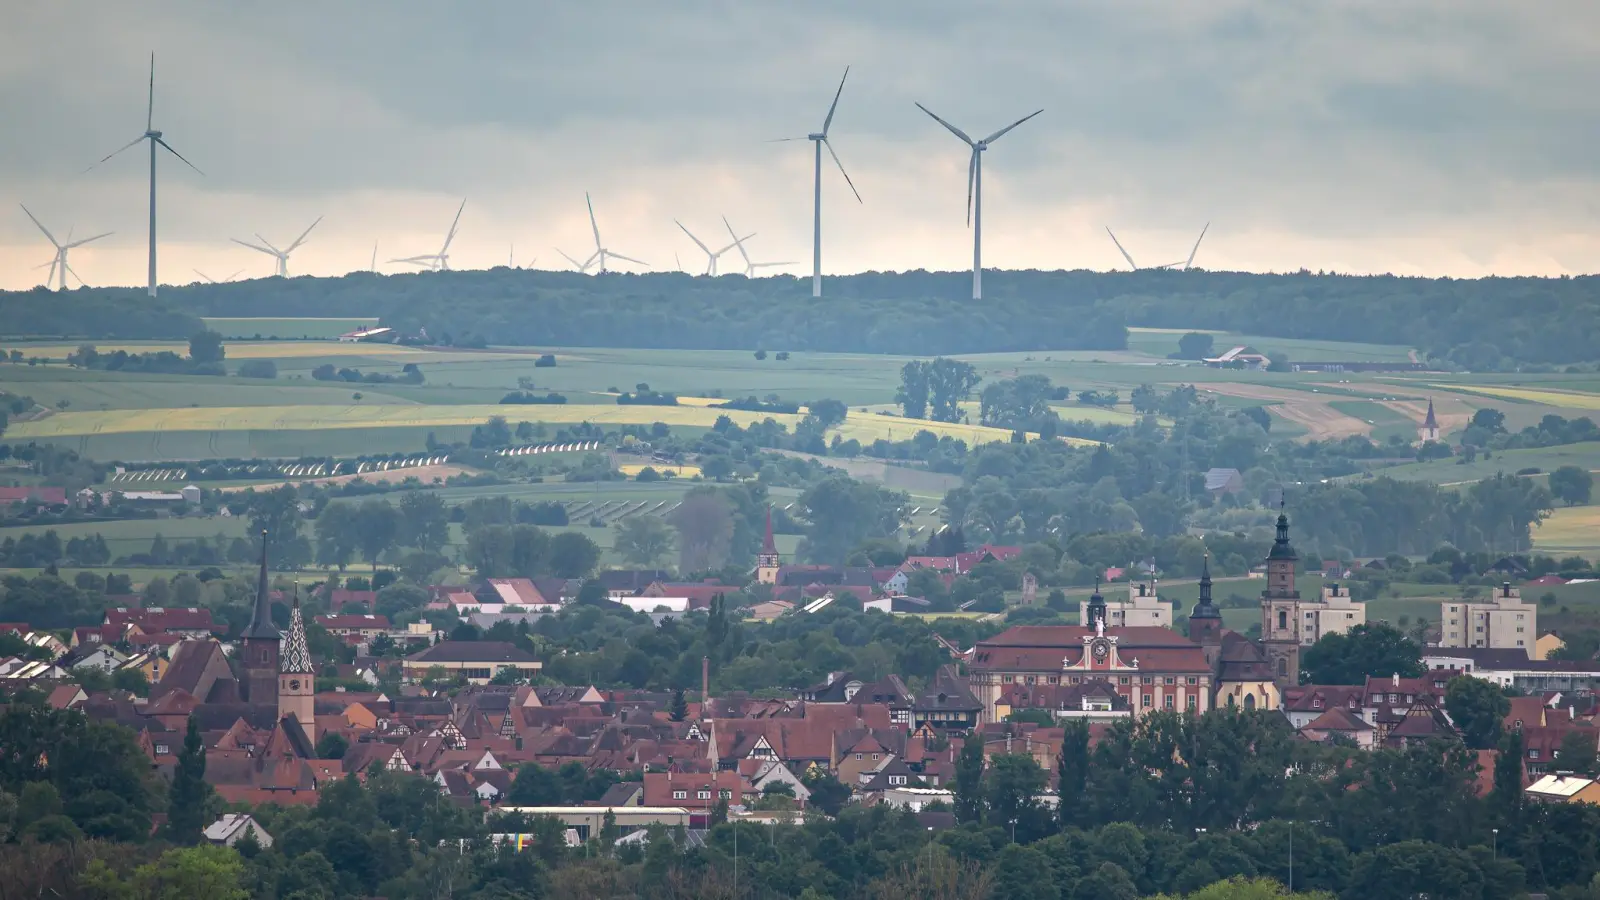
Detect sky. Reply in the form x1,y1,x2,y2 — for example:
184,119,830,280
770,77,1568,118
3,1,1600,291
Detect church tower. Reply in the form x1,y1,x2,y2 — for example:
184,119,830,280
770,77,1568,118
1260,504,1302,687
278,584,316,730
1189,554,1224,666
240,531,281,704
1085,580,1108,631
1420,398,1440,443
756,507,780,585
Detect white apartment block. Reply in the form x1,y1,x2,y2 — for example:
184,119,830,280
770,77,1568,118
1263,582,1367,646
1081,582,1172,629
1440,582,1536,652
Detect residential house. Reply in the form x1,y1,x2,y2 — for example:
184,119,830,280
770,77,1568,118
1527,774,1600,805
1080,581,1171,630
1439,582,1537,653
402,642,542,685
0,486,67,507
204,814,274,848
314,614,391,640
642,771,749,811
1204,468,1245,496
105,607,219,639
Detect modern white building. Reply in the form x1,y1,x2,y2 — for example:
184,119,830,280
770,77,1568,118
1439,582,1537,652
1079,581,1171,629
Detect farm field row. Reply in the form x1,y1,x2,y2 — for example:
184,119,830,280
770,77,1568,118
200,317,380,339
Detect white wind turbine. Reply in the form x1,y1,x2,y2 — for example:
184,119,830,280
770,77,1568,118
574,193,646,273
231,216,322,277
915,102,1042,301
769,67,860,297
675,220,753,276
391,199,465,271
193,269,243,284
85,53,202,298
21,205,111,291
723,216,795,277
1106,223,1210,271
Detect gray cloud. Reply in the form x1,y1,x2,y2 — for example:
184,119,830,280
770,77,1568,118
3,0,1600,289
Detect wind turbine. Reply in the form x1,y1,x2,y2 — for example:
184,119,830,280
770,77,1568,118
1105,222,1210,271
85,53,202,298
916,102,1042,301
675,220,753,276
555,248,598,273
193,269,243,284
390,199,465,271
723,216,795,277
580,193,647,273
230,216,321,277
21,206,111,291
370,241,378,273
770,67,860,298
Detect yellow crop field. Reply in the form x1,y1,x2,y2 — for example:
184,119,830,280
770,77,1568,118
1533,505,1600,555
619,463,703,478
3,402,1039,447
1434,384,1600,410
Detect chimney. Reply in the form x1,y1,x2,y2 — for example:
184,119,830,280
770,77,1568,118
1392,672,1400,687
701,656,710,711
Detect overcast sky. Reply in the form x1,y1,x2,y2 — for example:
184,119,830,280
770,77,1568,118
3,1,1599,291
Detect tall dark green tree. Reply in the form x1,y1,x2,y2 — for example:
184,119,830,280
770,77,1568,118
167,716,208,844
1300,624,1422,685
1444,676,1511,750
1058,719,1091,829
669,688,688,722
953,731,986,824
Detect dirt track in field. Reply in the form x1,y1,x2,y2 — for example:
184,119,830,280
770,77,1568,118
1193,384,1372,440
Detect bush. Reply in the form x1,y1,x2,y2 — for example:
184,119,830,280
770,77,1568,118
499,391,568,405
635,466,662,482
534,354,557,367
754,349,767,360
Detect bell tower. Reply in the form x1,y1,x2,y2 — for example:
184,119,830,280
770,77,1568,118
1261,504,1302,687
756,507,781,585
1189,554,1224,664
278,584,316,730
239,531,281,704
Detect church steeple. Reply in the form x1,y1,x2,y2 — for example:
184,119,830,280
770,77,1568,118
277,583,316,732
239,531,281,705
1192,554,1220,620
756,506,781,585
1268,502,1297,561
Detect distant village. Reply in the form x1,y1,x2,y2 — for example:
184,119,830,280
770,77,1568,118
3,507,1595,845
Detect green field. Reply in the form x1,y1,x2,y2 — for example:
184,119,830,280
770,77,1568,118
1125,328,1415,363
1327,400,1418,442
200,317,380,339
1364,442,1600,487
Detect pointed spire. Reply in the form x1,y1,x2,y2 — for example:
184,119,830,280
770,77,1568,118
1086,577,1108,629
242,530,280,639
1423,397,1439,430
762,506,777,555
1269,499,1298,560
280,581,313,675
1191,552,1221,619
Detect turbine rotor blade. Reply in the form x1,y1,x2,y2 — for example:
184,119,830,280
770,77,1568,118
1185,222,1210,269
1105,227,1138,270
65,261,88,288
675,220,711,255
63,231,113,249
980,109,1044,144
85,135,146,173
232,238,278,256
607,252,648,267
914,102,974,145
821,65,850,136
147,53,155,132
723,216,754,266
585,192,602,251
966,151,977,227
441,200,465,254
714,232,755,256
227,270,244,282
155,137,203,175
555,248,588,270
194,269,216,283
19,205,60,247
824,138,862,203
765,137,806,143
286,216,323,253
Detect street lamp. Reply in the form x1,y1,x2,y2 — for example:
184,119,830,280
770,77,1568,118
1492,827,1499,861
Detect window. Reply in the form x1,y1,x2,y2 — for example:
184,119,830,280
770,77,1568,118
1119,677,1131,685
871,753,880,761
1278,610,1288,629
1306,612,1314,619
1276,658,1287,677
155,744,170,755
1165,677,1176,685
1142,676,1153,685
1346,613,1354,619
1165,695,1175,709
1529,749,1541,760
1187,695,1197,710
673,790,687,800
889,775,905,785
855,753,862,760
720,790,732,799
1187,677,1198,686
1048,676,1059,685
697,790,711,800
1025,675,1036,685
1001,675,1014,684
1142,694,1152,708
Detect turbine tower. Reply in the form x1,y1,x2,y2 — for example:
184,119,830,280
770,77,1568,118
723,216,795,277
915,102,1042,301
1105,222,1210,271
675,220,753,276
231,216,322,277
21,205,111,291
390,199,465,271
770,67,860,298
580,193,647,273
85,53,202,298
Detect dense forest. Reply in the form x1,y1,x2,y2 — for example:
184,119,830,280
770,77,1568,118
4,266,1599,364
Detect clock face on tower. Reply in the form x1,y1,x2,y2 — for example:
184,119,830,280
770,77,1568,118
1091,639,1110,663
289,679,300,691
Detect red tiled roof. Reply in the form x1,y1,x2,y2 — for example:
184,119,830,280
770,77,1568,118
104,607,217,633
0,486,66,505
314,614,391,630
